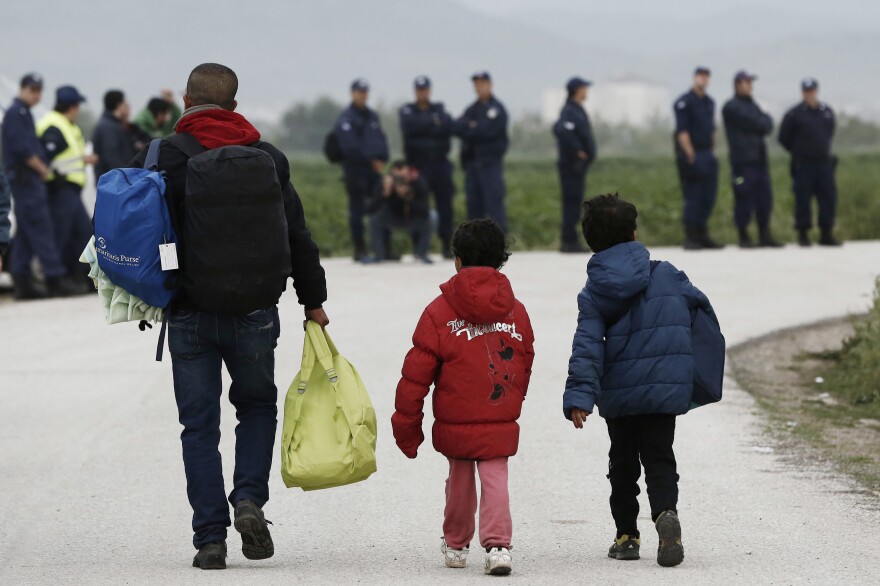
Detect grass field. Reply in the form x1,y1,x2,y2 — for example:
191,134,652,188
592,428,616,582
289,153,880,257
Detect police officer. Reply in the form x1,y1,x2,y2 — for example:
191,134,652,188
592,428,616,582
675,66,722,250
722,70,782,248
778,78,840,247
553,76,596,253
399,75,455,258
453,71,509,231
333,78,389,261
37,85,99,290
1,73,75,299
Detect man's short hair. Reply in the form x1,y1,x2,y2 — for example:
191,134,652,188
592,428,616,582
452,219,510,269
103,90,125,112
391,159,408,170
147,97,172,117
186,63,238,109
581,193,638,253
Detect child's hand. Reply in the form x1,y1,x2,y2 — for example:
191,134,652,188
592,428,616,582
571,408,590,429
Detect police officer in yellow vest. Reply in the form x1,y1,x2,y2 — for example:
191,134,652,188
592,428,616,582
36,85,98,291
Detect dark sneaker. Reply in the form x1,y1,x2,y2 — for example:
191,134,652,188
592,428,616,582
234,500,274,560
738,237,757,249
608,534,640,560
683,237,704,251
655,510,684,567
12,274,47,301
758,230,784,248
192,541,227,570
698,233,724,250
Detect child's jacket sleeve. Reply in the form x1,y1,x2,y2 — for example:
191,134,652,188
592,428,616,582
563,289,606,419
519,305,536,398
391,308,442,458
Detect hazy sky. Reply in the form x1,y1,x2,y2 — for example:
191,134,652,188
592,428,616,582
464,0,879,22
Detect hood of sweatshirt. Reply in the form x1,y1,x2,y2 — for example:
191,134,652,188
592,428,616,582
586,241,651,300
440,267,515,324
174,106,261,149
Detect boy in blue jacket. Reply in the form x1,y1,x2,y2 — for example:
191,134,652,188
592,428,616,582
564,194,716,568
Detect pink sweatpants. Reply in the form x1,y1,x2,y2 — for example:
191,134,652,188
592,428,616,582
443,457,512,550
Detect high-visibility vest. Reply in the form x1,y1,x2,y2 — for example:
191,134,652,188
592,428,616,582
36,110,87,187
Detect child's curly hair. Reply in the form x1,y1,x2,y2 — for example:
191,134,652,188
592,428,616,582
452,219,511,269
581,193,638,253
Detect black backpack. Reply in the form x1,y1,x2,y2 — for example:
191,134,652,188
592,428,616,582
166,133,292,315
323,130,343,163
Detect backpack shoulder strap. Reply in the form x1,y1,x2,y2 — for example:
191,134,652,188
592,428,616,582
144,138,164,170
165,132,206,158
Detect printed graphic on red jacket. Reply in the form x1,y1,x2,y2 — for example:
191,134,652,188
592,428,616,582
392,268,536,461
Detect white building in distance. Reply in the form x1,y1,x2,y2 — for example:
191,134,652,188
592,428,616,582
542,75,673,127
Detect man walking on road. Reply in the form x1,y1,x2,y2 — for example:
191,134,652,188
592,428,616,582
722,71,782,249
454,71,510,232
778,78,841,247
131,63,329,570
399,75,455,258
675,67,723,250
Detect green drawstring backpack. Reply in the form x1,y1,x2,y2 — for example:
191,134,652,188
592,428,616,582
280,321,377,491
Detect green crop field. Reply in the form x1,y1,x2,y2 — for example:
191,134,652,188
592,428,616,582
289,154,880,258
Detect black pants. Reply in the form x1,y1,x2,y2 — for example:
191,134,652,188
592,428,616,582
678,151,719,232
558,160,587,246
606,414,679,538
791,159,837,230
415,159,455,246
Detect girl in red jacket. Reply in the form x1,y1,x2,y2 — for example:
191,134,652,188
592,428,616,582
392,219,535,576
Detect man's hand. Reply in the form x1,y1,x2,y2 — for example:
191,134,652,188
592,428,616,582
304,307,330,329
571,408,590,429
372,159,385,174
577,150,589,161
84,154,99,166
382,175,393,197
468,120,477,128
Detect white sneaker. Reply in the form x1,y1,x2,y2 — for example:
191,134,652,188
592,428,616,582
484,546,512,575
441,538,469,568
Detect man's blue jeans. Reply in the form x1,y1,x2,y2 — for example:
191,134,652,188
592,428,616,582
168,307,280,549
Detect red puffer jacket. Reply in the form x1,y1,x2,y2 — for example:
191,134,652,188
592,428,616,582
392,267,535,460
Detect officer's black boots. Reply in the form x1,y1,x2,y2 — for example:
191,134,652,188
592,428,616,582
698,229,724,250
758,227,784,248
442,239,454,260
11,274,47,301
45,276,81,298
819,228,842,247
353,239,367,262
798,229,812,247
738,228,757,249
683,229,704,251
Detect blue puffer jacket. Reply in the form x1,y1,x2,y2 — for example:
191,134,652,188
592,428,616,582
563,241,715,419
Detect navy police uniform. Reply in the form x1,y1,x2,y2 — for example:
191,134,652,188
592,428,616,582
453,72,509,231
778,78,837,240
722,71,776,243
333,79,389,256
674,68,719,242
399,75,455,254
553,77,596,250
0,74,65,281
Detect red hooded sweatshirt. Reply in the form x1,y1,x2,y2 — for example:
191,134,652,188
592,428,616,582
392,267,535,460
175,108,261,148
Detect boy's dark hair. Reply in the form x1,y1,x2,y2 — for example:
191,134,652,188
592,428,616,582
186,63,238,110
147,97,171,117
452,219,510,269
581,193,638,252
103,90,125,112
390,159,408,170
